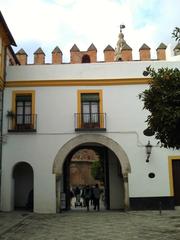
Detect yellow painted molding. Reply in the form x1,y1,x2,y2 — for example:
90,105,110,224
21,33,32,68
5,78,151,88
168,156,180,196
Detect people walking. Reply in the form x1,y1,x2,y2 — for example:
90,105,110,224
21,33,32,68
90,185,95,206
84,185,91,211
93,184,101,211
74,186,80,203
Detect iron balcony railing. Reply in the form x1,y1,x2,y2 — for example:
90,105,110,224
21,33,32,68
74,113,106,131
7,114,37,132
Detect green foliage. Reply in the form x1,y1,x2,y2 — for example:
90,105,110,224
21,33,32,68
91,160,104,181
139,66,180,149
172,27,180,42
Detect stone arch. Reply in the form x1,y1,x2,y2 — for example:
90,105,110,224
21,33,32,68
53,134,131,176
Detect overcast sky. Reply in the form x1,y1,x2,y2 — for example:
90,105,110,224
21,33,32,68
1,0,180,63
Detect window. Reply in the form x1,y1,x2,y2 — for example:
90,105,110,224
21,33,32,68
16,95,32,129
9,90,36,131
76,90,105,130
81,93,100,128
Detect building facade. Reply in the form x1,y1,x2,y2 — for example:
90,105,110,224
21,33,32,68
0,12,19,200
0,13,180,213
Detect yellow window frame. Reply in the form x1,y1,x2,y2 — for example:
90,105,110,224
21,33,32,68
77,89,104,128
12,90,35,128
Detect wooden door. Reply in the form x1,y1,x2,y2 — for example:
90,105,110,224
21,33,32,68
172,160,180,205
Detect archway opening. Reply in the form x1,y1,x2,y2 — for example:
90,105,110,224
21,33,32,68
82,54,91,63
60,143,124,212
13,162,34,211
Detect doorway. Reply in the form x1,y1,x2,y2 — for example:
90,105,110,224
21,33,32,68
172,159,180,205
61,144,125,211
13,162,34,211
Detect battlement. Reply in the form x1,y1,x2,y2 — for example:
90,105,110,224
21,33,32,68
14,42,180,65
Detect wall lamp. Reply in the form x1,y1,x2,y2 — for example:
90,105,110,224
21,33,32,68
145,141,152,162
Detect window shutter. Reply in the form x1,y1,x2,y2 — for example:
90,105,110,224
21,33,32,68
81,93,99,102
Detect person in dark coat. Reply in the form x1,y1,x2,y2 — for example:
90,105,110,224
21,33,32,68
93,184,101,211
84,185,91,211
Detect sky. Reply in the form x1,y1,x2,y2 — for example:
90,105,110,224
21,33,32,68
1,0,180,63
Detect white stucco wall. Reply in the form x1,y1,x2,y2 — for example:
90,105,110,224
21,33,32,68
6,61,180,81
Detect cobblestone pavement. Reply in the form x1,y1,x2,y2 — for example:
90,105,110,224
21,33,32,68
0,209,180,240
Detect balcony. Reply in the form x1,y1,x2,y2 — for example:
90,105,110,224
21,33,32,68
74,113,106,131
7,114,37,132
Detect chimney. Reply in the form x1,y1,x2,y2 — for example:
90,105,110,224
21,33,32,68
52,46,62,64
70,44,80,63
34,47,45,64
173,43,180,56
16,48,28,65
121,43,132,61
139,44,151,60
156,43,167,60
104,45,115,62
87,43,97,63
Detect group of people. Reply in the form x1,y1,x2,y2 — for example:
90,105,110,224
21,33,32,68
71,184,102,211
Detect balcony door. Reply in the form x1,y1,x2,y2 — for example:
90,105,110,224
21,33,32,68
16,95,32,129
81,93,100,128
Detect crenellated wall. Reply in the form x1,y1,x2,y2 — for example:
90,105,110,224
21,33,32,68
15,42,180,65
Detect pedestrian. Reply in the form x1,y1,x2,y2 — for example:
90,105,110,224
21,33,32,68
90,185,95,206
74,186,80,202
93,184,101,211
84,185,91,211
70,188,74,207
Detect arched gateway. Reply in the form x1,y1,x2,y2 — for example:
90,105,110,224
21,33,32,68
53,134,131,211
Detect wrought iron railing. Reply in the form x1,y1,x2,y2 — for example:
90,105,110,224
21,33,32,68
74,113,106,130
7,114,37,132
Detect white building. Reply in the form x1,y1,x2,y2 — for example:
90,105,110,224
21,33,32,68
0,58,179,213
0,20,180,213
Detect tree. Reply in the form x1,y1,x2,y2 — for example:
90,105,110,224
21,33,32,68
139,66,180,149
91,159,104,182
172,27,180,42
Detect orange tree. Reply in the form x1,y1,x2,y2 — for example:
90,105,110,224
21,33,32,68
139,66,180,149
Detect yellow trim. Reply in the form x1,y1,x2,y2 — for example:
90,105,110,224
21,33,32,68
77,89,103,128
5,78,151,88
12,90,35,128
168,156,180,196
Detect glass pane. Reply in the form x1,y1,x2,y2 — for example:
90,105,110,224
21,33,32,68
83,103,90,113
91,102,98,113
24,115,31,124
82,103,90,123
16,106,23,115
16,115,23,124
25,102,31,115
91,102,98,123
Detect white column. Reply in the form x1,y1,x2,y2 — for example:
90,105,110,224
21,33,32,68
123,173,130,210
56,174,61,213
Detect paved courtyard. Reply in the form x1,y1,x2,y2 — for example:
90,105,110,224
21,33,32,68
0,209,180,240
